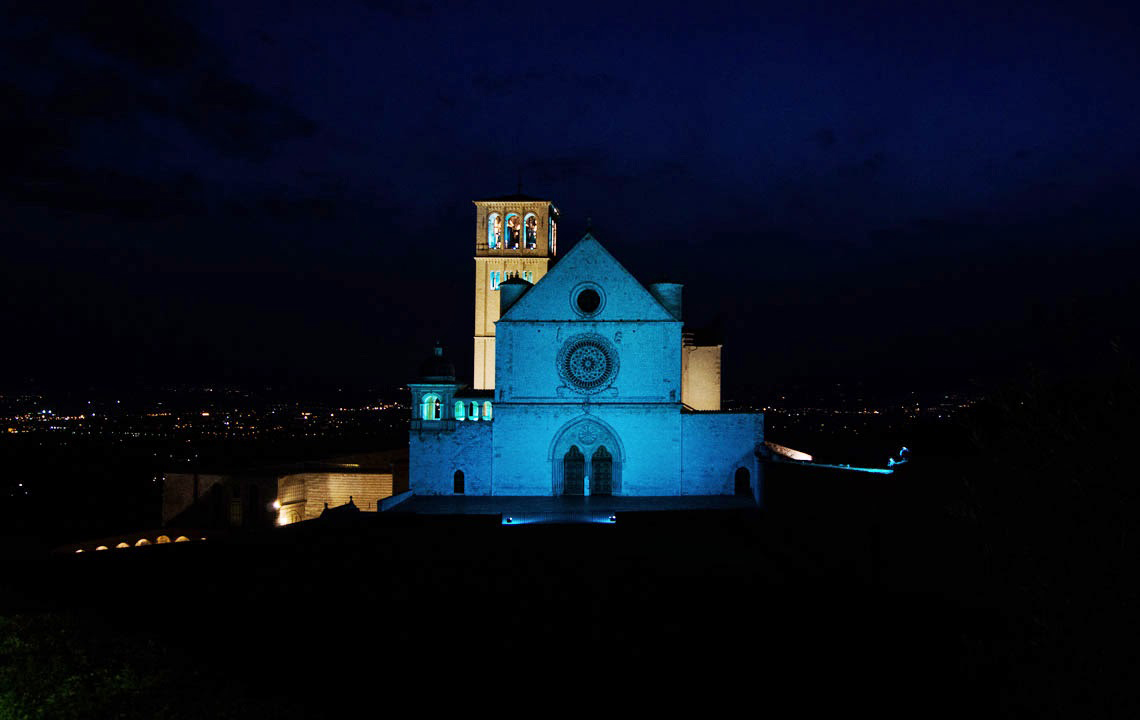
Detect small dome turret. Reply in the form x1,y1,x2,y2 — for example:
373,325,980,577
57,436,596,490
499,276,533,315
418,343,455,382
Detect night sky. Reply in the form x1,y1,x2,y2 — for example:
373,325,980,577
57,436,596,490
4,1,1138,395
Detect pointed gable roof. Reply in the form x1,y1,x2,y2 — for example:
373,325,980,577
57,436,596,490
498,233,677,322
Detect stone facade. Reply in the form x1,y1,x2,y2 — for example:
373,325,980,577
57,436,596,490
680,412,763,495
409,421,492,495
276,472,394,524
410,221,764,501
163,451,404,527
682,341,722,411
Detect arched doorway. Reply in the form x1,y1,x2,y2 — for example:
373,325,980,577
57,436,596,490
549,418,624,496
591,446,613,496
563,446,585,496
453,470,465,494
734,467,751,496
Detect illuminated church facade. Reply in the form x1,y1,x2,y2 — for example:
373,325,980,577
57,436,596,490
409,195,763,499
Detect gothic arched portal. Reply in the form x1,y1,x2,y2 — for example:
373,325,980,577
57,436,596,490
549,418,624,496
591,446,613,496
563,446,585,496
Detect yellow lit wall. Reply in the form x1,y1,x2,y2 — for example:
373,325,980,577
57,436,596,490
682,343,722,411
276,472,394,525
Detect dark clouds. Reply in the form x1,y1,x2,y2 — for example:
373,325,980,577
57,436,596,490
2,0,1139,391
1,0,315,218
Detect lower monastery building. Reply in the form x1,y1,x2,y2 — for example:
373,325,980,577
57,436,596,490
410,198,764,500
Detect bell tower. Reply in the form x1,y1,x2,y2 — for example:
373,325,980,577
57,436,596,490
472,193,558,389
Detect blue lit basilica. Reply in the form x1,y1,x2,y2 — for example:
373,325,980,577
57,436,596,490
409,194,763,499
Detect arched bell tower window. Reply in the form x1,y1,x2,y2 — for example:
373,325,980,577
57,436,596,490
505,213,520,249
421,394,442,421
454,401,466,421
524,213,538,249
487,213,502,249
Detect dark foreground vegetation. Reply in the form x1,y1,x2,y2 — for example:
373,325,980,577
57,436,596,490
6,509,973,718
2,352,1137,717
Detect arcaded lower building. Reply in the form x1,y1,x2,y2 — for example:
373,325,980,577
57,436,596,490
409,196,763,499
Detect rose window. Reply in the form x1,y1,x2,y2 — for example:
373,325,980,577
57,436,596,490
557,335,619,393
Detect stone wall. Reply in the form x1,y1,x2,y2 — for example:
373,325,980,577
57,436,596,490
492,403,683,495
681,412,764,499
276,472,394,524
409,421,493,495
682,343,722,411
496,321,682,404
162,473,225,524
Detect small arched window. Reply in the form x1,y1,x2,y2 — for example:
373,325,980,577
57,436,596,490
454,401,466,420
506,213,520,249
470,401,479,420
524,213,538,249
453,470,465,494
487,212,502,249
483,401,493,420
734,467,751,496
421,394,442,421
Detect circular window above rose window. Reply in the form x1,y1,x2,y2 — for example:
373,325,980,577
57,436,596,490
571,283,606,317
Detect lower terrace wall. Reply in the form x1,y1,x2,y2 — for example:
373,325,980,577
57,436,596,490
409,421,493,495
277,472,393,524
162,473,225,524
681,412,764,499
